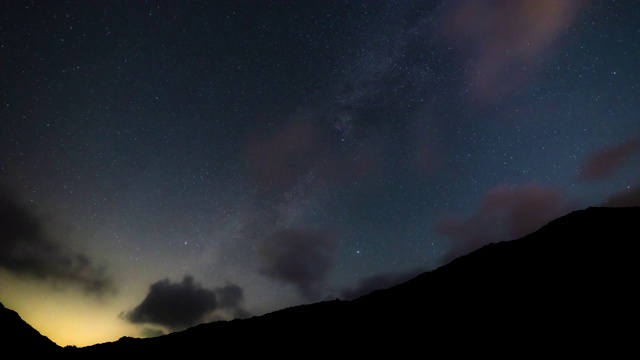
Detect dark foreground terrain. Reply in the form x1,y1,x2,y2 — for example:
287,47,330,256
2,206,638,355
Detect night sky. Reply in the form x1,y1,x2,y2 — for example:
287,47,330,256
1,0,639,347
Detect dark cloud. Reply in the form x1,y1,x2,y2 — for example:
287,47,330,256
214,284,251,319
580,135,640,181
0,189,113,295
140,327,165,338
435,184,575,263
124,276,248,332
258,228,337,301
603,183,640,207
339,269,424,301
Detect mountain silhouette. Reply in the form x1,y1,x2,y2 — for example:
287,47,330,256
3,206,638,355
0,302,61,353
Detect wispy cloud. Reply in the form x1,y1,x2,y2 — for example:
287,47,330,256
435,183,575,262
579,135,640,181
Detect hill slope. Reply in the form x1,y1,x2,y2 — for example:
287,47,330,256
0,302,61,353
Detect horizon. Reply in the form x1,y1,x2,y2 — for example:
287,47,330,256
1,0,639,347
4,204,639,349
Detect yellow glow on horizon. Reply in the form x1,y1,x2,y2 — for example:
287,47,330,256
0,272,142,347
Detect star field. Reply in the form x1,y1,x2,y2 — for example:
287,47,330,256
1,0,639,347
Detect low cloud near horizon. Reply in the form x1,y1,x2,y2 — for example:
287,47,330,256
435,184,576,263
0,188,114,296
580,134,640,207
123,276,249,333
258,228,337,301
579,135,640,181
339,269,424,301
603,184,640,208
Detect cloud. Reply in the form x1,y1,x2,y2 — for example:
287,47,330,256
124,276,248,332
0,189,114,295
435,184,575,263
140,327,165,338
246,120,320,192
258,228,337,301
579,135,640,181
124,276,216,331
213,284,251,319
443,0,584,101
602,183,640,207
245,117,383,198
339,269,424,301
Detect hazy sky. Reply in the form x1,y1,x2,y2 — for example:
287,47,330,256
1,0,639,347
